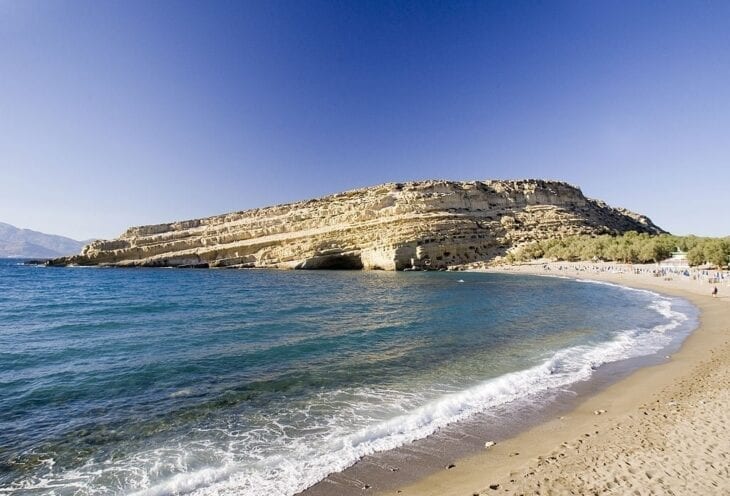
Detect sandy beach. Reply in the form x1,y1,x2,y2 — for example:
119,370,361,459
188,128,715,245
386,262,730,496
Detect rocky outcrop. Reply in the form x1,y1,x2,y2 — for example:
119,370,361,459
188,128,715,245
50,180,664,270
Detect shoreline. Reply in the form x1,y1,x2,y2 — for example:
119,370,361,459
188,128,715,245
383,261,730,495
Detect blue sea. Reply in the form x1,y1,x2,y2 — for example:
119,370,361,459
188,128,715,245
0,259,697,495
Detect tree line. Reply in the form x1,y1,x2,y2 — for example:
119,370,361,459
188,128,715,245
506,232,730,268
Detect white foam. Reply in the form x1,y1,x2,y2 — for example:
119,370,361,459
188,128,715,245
169,388,194,398
573,277,659,296
129,464,236,496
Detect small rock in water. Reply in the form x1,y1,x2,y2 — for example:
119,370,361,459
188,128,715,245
363,484,371,490
446,463,456,469
484,440,496,449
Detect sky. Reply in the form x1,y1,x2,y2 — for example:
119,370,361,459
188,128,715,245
1,0,729,240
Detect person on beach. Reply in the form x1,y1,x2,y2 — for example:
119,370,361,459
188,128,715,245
712,286,718,297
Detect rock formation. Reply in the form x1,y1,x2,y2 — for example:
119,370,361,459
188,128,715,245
50,180,664,270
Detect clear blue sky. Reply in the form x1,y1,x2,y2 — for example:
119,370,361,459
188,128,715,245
1,0,728,240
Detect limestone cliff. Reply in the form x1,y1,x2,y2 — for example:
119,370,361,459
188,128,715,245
50,180,664,270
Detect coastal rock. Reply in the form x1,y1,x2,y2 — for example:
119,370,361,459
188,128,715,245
49,180,664,270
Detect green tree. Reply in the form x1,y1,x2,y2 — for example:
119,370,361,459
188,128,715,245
703,240,729,268
686,245,705,266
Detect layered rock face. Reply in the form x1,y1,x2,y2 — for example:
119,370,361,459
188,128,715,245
52,180,664,270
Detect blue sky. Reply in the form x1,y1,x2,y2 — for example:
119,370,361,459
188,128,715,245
1,1,728,240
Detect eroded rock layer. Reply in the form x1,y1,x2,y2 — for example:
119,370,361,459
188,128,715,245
51,180,664,270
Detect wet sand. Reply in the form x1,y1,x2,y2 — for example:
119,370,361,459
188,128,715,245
386,262,730,496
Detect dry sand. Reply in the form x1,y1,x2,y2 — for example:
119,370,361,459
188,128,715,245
385,262,730,496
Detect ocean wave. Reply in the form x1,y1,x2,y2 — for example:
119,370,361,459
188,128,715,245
5,284,695,496
168,299,689,496
573,277,659,296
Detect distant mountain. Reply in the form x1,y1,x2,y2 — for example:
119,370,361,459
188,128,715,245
0,222,87,258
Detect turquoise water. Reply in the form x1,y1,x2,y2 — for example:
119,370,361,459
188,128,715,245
0,260,697,495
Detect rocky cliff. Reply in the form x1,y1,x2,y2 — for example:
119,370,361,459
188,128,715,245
50,180,664,270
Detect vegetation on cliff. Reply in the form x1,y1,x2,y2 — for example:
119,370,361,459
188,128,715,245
507,232,730,267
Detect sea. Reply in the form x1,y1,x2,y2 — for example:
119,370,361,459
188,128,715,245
0,259,698,495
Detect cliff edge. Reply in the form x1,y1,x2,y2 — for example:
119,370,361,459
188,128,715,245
50,180,664,270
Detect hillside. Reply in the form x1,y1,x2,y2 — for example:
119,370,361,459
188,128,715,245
49,180,664,270
0,222,86,258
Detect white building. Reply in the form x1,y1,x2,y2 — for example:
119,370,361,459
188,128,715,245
659,249,689,269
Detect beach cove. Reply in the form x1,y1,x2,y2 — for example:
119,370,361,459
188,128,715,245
388,262,729,495
5,1,730,494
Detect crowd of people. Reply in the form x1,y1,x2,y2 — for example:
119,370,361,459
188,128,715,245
541,262,730,295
